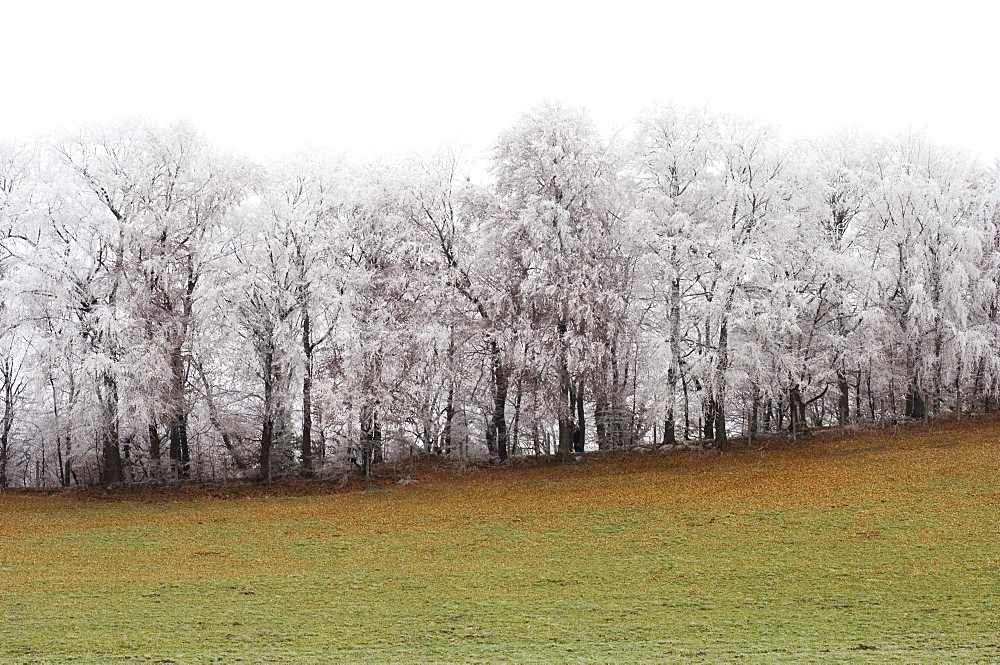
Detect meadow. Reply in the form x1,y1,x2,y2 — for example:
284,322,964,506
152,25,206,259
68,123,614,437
2,418,1000,663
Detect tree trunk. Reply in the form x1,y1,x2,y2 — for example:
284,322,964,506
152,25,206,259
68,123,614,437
665,262,681,447
789,383,802,442
595,391,609,450
973,358,985,412
749,384,761,440
714,311,730,449
148,423,161,470
50,373,71,487
558,415,573,460
574,380,586,453
682,374,691,440
260,416,274,484
55,433,66,487
0,422,8,491
372,415,383,465
511,378,523,457
714,401,728,449
443,386,455,456
168,413,189,480
905,379,926,420
663,415,676,446
100,373,124,485
260,346,275,482
360,406,372,478
101,431,124,486
837,370,850,434
955,356,963,418
488,339,509,462
854,371,863,424
556,321,574,461
168,346,189,478
867,371,876,422
0,359,15,489
301,308,314,477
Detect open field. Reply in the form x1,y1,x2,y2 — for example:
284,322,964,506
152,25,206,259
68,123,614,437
3,419,1000,663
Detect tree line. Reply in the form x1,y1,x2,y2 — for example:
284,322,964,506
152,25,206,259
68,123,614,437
0,102,998,488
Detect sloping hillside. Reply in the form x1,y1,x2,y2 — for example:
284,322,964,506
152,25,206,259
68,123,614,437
2,417,999,663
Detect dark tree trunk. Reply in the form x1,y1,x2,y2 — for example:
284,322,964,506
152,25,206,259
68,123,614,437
0,430,8,491
558,415,573,460
55,433,65,487
0,360,13,489
867,371,876,422
168,413,189,479
101,431,124,486
955,356,963,417
703,399,715,441
100,373,124,485
260,346,275,483
50,374,71,487
714,311,730,450
904,336,925,420
682,375,691,440
595,391,609,450
904,343,925,419
300,305,315,477
557,331,573,460
574,380,586,453
663,414,676,446
148,424,161,465
260,416,274,484
301,366,313,475
714,400,728,449
789,384,802,442
443,386,455,456
488,339,509,462
511,378,523,457
973,358,985,412
838,371,850,431
360,409,372,478
372,416,384,465
168,346,189,478
359,404,381,477
665,262,681,447
905,383,926,420
854,371,863,424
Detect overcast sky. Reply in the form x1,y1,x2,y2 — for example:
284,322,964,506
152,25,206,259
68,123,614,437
3,0,997,164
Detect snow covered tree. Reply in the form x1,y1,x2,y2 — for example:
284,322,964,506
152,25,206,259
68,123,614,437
37,122,248,483
258,155,346,476
859,134,999,420
494,101,633,458
632,105,724,445
0,141,37,487
1,105,999,487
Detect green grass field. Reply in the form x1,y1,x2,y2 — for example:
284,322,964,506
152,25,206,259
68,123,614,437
3,419,1000,663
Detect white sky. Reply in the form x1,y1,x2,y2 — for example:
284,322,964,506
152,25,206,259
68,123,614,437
3,0,998,164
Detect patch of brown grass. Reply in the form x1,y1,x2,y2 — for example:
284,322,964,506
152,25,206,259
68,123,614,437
3,415,1000,662
3,414,997,537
